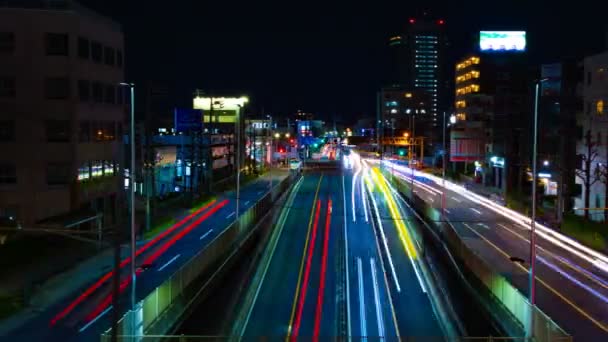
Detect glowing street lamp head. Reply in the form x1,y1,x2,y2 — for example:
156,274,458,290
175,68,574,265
403,132,409,138
285,133,290,138
274,133,280,138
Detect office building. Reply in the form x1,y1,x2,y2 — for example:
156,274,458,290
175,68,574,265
387,16,448,148
451,31,530,194
538,61,581,220
0,1,125,228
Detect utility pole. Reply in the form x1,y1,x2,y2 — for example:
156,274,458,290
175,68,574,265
442,111,447,221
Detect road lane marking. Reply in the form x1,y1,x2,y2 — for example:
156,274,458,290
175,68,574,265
244,201,250,206
370,258,385,339
538,256,608,304
357,257,368,340
78,305,112,333
286,175,323,339
361,174,369,223
444,208,451,214
240,177,303,335
365,180,401,292
460,222,608,333
366,177,401,339
257,191,263,195
199,229,214,240
451,197,462,203
226,211,236,219
313,199,332,339
496,222,608,291
291,199,322,340
470,208,482,215
342,175,352,338
157,254,181,272
476,223,490,229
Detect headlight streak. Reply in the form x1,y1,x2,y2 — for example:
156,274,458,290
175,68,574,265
381,160,608,274
371,167,427,293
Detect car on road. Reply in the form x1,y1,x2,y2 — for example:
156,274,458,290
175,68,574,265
289,158,302,171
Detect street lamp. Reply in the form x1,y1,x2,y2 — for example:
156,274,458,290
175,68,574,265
119,82,136,335
274,132,280,139
530,78,549,314
285,133,290,138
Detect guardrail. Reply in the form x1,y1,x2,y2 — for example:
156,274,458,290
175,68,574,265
100,174,295,341
380,168,571,342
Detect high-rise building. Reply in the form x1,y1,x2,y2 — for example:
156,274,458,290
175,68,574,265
451,31,530,194
0,0,125,228
387,16,448,149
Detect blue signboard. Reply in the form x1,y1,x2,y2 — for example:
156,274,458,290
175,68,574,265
174,108,202,132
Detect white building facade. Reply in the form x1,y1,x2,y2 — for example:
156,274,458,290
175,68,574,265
575,51,608,221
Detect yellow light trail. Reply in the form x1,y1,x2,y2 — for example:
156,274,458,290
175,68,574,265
371,167,417,260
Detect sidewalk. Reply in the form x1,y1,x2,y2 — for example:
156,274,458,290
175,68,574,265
0,170,285,335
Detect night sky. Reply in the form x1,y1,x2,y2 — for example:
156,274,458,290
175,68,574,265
82,0,606,122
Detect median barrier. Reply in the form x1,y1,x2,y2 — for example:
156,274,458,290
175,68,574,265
381,168,570,342
100,173,296,342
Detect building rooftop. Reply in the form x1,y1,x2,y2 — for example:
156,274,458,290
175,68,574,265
0,0,122,32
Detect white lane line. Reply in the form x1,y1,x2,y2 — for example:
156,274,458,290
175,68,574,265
451,196,463,203
365,179,401,292
257,191,263,195
370,258,385,339
158,254,181,272
357,257,367,340
352,168,359,223
240,177,303,336
444,208,451,214
226,211,236,219
476,223,490,229
470,208,483,215
342,175,352,338
199,229,214,240
360,175,369,223
244,201,250,206
78,305,113,333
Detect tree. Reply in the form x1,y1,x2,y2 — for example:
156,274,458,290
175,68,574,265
575,129,601,219
599,157,608,222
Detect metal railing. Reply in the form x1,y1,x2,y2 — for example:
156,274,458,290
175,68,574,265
381,168,571,342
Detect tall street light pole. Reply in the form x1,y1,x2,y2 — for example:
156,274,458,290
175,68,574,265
119,82,136,335
236,104,242,220
442,111,447,221
530,78,548,309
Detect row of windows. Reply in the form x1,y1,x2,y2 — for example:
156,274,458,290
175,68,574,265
78,80,126,105
78,161,118,181
77,36,123,67
456,70,480,83
79,121,121,142
0,162,71,185
0,76,126,104
0,120,120,143
0,32,123,67
0,161,118,186
456,84,480,95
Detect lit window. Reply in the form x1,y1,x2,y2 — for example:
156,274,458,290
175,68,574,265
597,100,604,115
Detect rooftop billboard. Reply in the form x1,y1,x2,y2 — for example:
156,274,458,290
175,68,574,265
479,31,526,52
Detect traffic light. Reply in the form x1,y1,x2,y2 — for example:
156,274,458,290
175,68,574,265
313,143,318,148
398,149,405,156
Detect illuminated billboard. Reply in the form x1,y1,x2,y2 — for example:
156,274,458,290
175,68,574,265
479,31,526,52
193,96,248,124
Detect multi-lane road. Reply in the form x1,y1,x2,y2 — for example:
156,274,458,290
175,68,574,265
2,172,287,341
383,160,608,341
236,155,446,339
